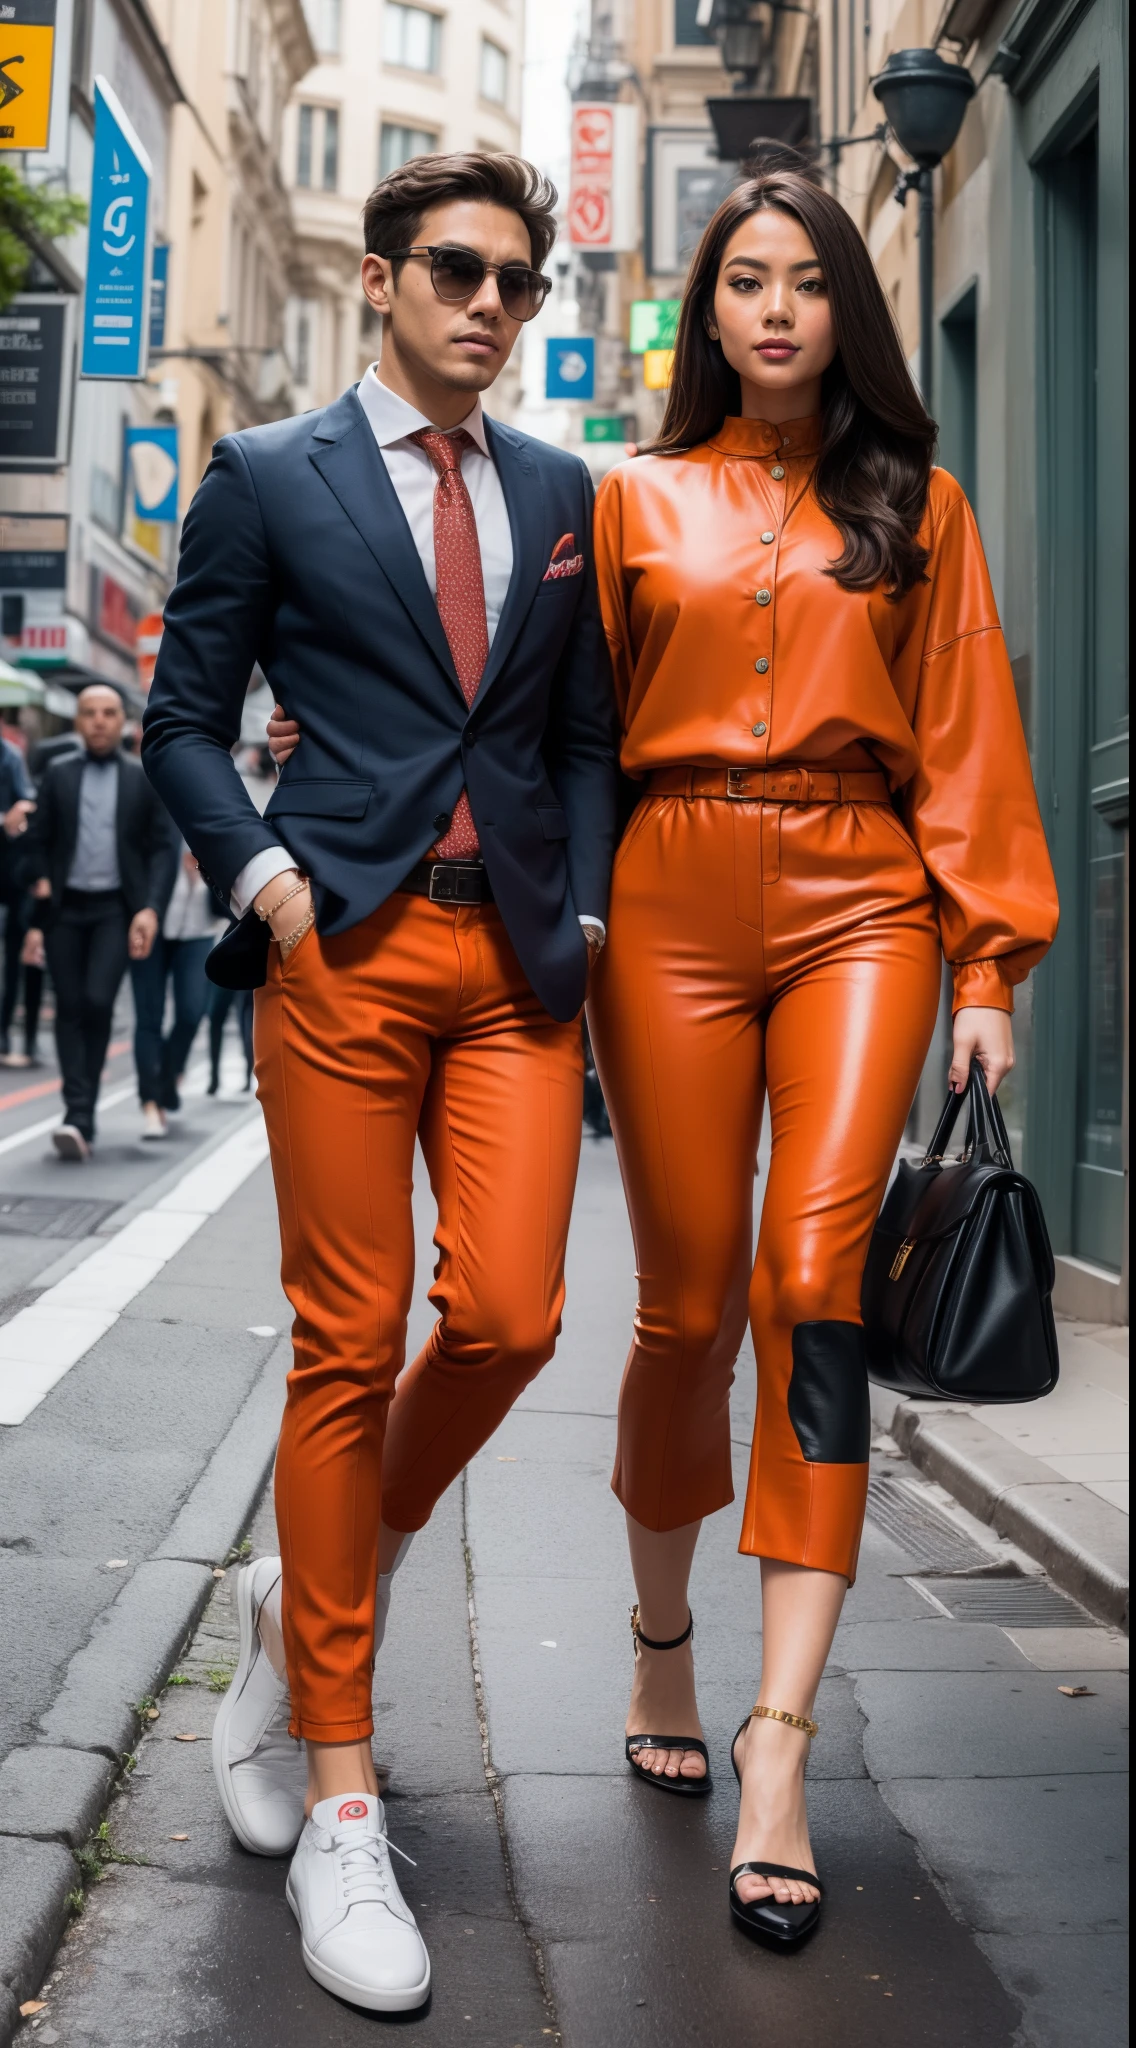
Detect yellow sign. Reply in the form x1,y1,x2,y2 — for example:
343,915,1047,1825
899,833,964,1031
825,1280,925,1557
643,348,674,392
0,10,57,153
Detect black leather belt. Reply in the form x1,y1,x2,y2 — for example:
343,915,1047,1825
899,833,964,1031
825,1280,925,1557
399,859,494,906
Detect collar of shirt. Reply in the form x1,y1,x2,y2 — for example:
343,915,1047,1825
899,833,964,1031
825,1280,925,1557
356,366,491,458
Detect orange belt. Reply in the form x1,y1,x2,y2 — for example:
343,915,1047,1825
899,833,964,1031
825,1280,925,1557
645,763,891,805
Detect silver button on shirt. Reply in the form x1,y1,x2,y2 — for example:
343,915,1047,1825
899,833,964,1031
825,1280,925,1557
67,754,121,892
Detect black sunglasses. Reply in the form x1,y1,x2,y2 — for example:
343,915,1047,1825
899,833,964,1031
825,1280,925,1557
382,244,552,322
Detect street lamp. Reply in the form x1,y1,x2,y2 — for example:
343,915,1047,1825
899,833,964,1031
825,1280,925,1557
871,49,975,413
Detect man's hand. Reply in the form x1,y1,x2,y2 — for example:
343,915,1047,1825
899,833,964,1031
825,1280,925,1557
128,908,160,961
267,703,301,766
949,1006,1014,1095
21,927,45,970
3,799,34,837
32,877,51,900
253,869,312,944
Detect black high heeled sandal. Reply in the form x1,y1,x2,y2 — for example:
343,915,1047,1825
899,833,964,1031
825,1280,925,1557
729,1704,822,1948
624,1604,712,1797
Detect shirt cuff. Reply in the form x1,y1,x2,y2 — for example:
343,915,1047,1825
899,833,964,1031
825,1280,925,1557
230,846,299,919
578,915,606,946
951,958,1014,1014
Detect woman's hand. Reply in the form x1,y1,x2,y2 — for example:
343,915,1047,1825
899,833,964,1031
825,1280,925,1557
267,703,301,766
949,1006,1014,1095
254,870,312,944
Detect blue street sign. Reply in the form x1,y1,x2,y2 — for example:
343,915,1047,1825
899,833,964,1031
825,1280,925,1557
81,77,152,381
149,242,169,350
546,336,595,401
125,423,178,523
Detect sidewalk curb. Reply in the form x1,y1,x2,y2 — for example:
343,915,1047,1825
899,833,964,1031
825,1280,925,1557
0,1338,289,2042
874,1392,1130,1632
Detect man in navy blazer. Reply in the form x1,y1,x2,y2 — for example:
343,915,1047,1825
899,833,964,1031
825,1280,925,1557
142,153,616,2012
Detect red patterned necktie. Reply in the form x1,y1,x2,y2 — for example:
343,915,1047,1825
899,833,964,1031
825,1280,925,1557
412,426,486,859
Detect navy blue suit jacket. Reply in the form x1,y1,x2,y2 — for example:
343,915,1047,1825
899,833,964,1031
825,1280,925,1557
141,386,618,1021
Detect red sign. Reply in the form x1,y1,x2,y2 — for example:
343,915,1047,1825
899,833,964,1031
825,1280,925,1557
569,105,614,247
97,572,138,651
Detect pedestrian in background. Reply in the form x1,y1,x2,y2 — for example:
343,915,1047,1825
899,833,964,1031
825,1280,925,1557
205,982,254,1095
26,683,178,1160
131,842,226,1139
0,727,38,1067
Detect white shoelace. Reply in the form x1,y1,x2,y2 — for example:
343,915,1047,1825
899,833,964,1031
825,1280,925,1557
336,1827,416,1907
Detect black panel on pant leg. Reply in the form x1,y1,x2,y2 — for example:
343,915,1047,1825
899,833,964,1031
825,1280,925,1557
787,1322,871,1462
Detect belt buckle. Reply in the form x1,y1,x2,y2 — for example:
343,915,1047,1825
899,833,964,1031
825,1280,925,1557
428,862,481,905
726,767,751,800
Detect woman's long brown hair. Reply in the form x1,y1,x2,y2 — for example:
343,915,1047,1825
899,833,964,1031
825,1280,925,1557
653,144,936,596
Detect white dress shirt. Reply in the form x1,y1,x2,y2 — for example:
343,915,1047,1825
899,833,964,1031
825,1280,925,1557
232,368,603,940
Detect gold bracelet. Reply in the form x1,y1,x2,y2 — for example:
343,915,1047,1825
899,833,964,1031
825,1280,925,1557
255,874,309,923
278,905,315,960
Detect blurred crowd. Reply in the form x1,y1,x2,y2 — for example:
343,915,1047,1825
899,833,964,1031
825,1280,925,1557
0,686,271,1159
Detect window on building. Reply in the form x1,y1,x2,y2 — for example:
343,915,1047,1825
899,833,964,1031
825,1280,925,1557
297,104,313,186
383,3,442,73
939,284,977,511
322,106,339,190
304,0,341,53
296,105,339,191
480,39,507,104
379,123,439,179
674,0,711,45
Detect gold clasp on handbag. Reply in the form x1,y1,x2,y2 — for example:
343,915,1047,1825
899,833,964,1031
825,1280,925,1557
889,1239,915,1281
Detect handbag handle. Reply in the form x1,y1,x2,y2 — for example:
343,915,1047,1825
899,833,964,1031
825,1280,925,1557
922,1058,1014,1168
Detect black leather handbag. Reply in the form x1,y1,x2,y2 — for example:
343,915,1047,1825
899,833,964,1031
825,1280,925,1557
862,1061,1060,1403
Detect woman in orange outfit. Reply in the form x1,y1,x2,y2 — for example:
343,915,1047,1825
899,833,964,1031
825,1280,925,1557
587,148,1058,1947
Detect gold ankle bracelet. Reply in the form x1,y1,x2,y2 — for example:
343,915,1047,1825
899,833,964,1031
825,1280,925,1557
749,1703,819,1740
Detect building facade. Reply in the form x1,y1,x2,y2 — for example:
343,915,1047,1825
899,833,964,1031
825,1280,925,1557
1,0,315,702
283,0,525,415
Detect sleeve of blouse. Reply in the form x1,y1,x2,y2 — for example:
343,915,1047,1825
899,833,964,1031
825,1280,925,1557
592,470,634,721
903,482,1059,1014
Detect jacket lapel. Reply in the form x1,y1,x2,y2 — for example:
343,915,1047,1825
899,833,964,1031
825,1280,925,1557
474,419,545,707
307,388,462,698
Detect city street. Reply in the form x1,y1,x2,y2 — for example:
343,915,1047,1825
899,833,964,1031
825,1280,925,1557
0,1033,1126,2048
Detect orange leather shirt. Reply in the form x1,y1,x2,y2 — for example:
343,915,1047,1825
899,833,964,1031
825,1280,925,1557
593,413,1059,1011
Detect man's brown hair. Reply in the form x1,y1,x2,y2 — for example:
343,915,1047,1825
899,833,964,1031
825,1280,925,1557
362,152,558,275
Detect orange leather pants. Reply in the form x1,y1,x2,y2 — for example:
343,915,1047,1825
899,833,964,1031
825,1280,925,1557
588,784,941,1583
255,895,583,1741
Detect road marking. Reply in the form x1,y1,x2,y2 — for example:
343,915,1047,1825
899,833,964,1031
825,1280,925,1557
0,1082,137,1160
0,1041,130,1114
0,1113,270,1425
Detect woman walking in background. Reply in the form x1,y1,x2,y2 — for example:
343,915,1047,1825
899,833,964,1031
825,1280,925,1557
588,146,1058,1947
131,843,226,1138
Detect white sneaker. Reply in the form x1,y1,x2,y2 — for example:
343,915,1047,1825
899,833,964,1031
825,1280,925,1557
52,1124,90,1161
286,1794,430,2012
212,1557,306,1855
141,1102,168,1140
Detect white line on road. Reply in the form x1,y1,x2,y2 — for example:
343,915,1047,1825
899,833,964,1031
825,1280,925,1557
0,1083,137,1160
0,1113,271,1425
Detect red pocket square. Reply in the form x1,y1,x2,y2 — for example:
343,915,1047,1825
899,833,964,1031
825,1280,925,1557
543,532,585,580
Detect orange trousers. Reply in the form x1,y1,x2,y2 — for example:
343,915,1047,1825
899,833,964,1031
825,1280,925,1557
588,784,941,1583
255,895,583,1741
